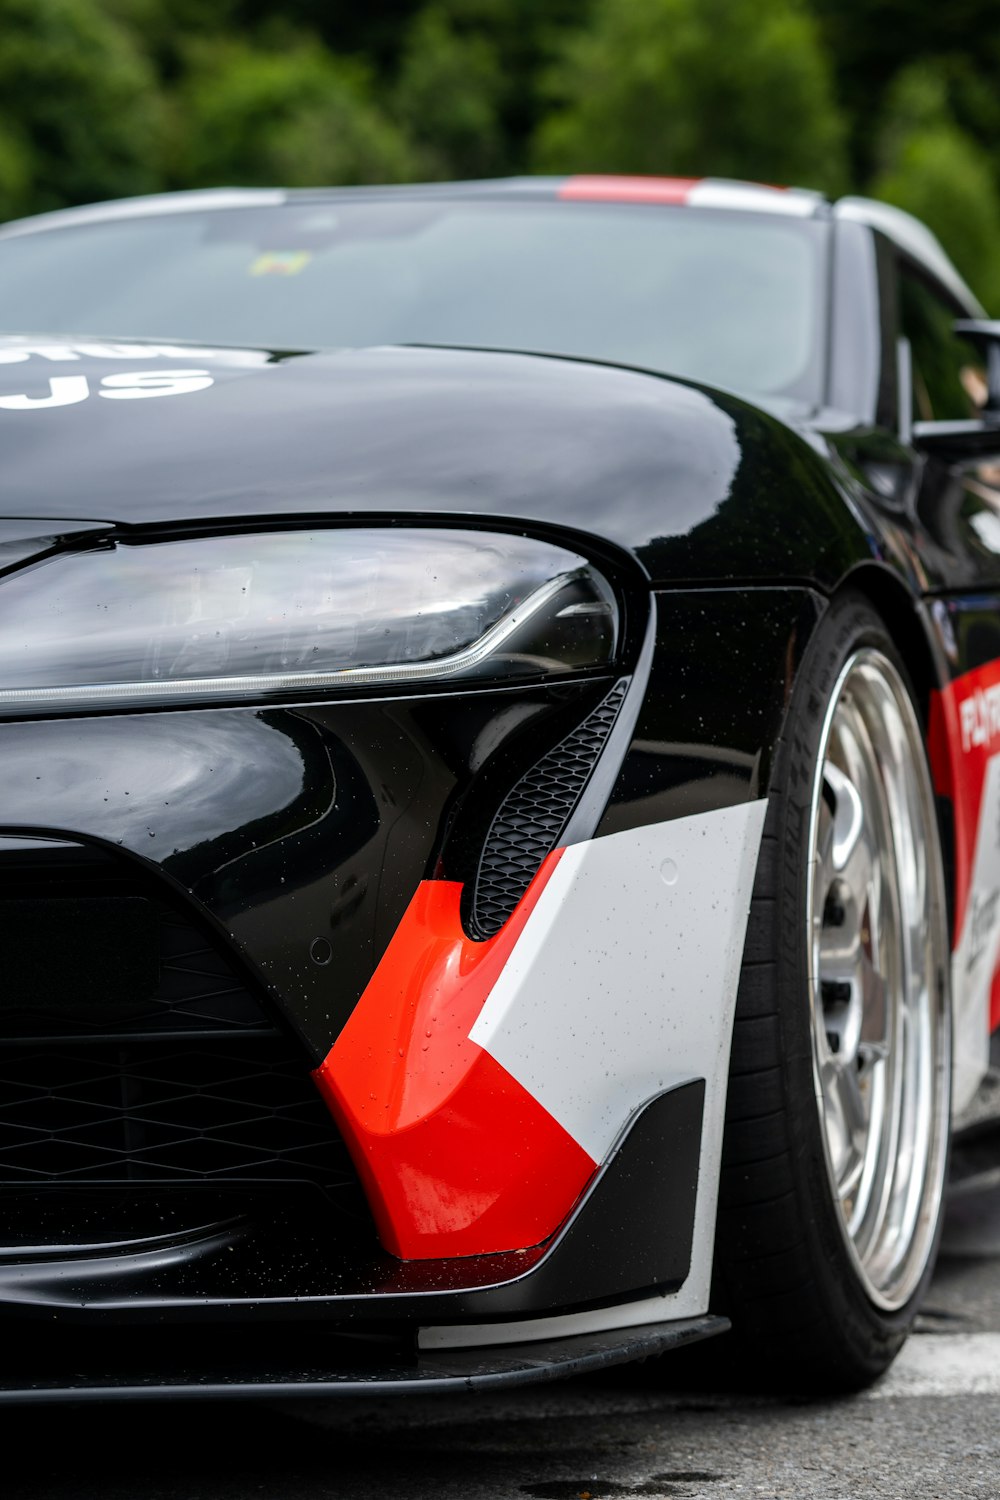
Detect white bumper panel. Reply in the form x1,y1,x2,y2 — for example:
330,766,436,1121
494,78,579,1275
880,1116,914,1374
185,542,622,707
420,801,768,1346
470,802,768,1164
951,753,1000,1114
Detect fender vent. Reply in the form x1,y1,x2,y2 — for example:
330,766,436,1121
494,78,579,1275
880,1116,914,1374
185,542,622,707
468,679,627,939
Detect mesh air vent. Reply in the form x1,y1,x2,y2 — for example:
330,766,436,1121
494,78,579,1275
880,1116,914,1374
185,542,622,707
468,679,627,939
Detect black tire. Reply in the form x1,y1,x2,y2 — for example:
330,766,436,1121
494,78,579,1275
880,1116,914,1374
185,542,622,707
712,590,952,1392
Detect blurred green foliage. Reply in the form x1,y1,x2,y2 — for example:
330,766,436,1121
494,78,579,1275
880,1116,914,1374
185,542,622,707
0,0,163,216
173,33,416,187
535,0,847,193
394,8,508,180
0,0,998,306
872,63,1000,311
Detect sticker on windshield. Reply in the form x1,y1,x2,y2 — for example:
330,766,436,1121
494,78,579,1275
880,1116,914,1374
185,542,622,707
249,251,312,277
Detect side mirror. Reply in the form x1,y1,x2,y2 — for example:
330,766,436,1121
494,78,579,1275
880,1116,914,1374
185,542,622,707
912,416,1000,458
913,318,1000,457
955,319,1000,414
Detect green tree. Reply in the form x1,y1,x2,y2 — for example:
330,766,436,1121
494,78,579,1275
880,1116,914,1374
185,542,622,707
393,6,505,178
871,63,1000,312
812,0,1000,182
396,0,582,171
103,0,242,79
172,33,417,188
0,125,31,221
236,0,421,73
0,0,166,220
533,0,847,193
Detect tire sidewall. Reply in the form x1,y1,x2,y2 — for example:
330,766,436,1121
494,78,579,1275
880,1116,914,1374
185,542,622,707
725,588,952,1387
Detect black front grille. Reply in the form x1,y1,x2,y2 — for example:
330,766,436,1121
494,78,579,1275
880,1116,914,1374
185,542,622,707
0,1038,355,1188
152,908,278,1033
468,679,627,939
1,895,273,1041
0,844,369,1253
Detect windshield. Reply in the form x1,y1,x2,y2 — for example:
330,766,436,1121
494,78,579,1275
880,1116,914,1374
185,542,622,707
0,200,827,403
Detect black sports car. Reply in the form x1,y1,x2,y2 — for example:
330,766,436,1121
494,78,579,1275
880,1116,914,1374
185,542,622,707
0,174,997,1400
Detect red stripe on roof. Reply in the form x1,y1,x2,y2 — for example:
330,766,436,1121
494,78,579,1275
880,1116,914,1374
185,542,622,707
558,175,701,204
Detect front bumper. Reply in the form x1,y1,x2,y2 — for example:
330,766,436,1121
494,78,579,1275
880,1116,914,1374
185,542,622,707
0,587,809,1392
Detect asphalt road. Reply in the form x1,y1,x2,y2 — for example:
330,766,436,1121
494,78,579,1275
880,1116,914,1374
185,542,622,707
6,1117,1000,1499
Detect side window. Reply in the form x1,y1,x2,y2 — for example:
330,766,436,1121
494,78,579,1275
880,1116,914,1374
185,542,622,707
899,268,985,420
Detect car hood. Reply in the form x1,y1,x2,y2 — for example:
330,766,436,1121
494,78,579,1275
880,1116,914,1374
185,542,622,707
0,337,863,587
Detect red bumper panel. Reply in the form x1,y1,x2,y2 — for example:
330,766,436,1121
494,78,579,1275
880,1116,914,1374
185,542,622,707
313,853,596,1260
929,660,1000,1030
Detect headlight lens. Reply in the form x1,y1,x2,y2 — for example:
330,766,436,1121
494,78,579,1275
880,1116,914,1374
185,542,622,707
0,527,618,713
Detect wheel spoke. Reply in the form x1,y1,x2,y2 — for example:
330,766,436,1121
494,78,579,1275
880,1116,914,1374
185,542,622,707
823,1051,867,1139
859,952,888,1045
818,921,861,979
857,1039,889,1074
835,811,875,911
824,763,864,878
838,1149,866,1203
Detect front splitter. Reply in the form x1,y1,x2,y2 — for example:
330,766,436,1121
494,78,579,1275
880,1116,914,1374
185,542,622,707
0,1315,727,1404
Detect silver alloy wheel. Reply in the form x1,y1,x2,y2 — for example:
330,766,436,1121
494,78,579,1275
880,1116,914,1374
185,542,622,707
807,648,951,1311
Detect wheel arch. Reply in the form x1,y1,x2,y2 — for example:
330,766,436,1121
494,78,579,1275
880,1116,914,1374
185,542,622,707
838,564,941,712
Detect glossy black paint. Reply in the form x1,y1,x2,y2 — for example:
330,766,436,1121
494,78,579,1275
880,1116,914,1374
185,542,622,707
0,517,111,575
0,678,610,1060
826,426,1000,597
0,340,873,590
1,334,994,614
598,588,823,838
0,581,814,1064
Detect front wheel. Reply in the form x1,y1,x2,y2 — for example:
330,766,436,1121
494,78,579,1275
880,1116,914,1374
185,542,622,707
715,592,952,1390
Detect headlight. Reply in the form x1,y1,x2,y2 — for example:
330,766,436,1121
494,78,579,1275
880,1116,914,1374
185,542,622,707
0,527,618,713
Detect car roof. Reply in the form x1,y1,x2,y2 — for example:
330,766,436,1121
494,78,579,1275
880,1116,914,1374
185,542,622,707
0,174,982,314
